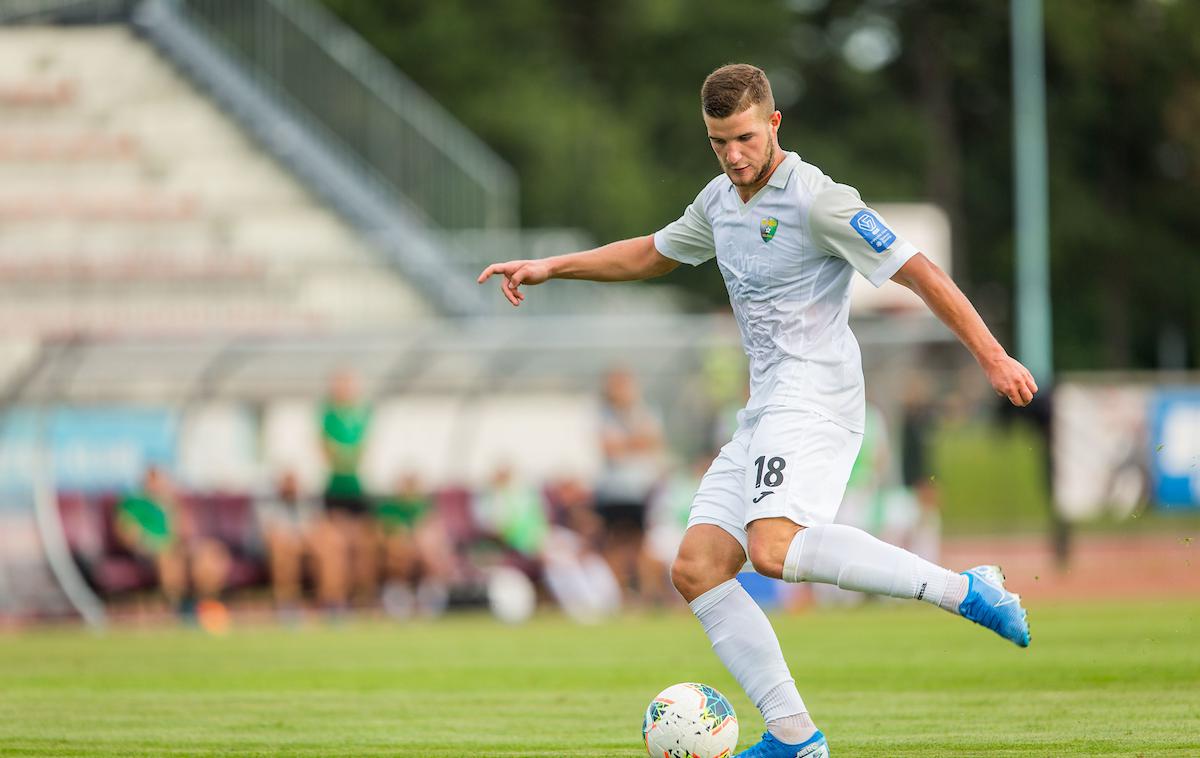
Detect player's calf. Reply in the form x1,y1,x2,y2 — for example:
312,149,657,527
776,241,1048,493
778,523,969,612
773,523,1032,646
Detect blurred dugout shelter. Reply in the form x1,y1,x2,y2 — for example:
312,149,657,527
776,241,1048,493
0,0,962,625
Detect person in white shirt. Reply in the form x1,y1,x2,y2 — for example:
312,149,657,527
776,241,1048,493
479,63,1036,758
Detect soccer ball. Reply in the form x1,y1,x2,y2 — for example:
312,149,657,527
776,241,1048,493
642,682,739,758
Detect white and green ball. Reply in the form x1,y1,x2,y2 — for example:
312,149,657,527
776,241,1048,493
643,682,739,758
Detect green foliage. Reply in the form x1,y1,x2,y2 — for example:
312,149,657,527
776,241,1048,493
320,0,1200,370
2,603,1199,755
931,420,1051,535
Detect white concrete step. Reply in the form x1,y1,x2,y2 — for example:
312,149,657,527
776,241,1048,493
0,25,432,334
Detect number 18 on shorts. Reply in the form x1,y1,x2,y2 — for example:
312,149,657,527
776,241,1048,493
743,409,862,528
686,409,863,549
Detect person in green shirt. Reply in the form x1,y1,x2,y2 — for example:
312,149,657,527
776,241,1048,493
321,371,371,515
375,472,432,535
375,473,456,618
319,370,376,606
478,466,621,623
115,466,230,615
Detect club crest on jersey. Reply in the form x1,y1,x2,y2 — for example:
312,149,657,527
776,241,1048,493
760,216,779,242
850,209,896,253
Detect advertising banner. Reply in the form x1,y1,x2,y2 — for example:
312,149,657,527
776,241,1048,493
0,407,177,493
1149,390,1200,509
1054,381,1200,520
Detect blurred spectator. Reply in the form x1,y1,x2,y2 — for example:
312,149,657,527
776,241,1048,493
543,476,621,618
545,476,603,543
306,513,350,612
114,466,230,617
702,339,749,452
319,370,376,606
479,466,620,622
641,453,711,607
813,403,890,608
477,465,547,560
845,402,891,534
375,473,455,618
594,368,665,602
900,377,944,564
254,469,346,617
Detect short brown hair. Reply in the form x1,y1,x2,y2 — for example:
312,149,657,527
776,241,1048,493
701,64,775,118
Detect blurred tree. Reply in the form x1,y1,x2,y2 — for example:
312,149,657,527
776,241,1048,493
322,0,1200,370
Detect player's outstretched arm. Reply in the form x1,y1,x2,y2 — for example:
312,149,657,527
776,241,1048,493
891,253,1038,407
477,234,678,306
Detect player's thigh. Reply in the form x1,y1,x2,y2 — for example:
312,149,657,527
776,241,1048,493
685,424,753,555
744,409,863,527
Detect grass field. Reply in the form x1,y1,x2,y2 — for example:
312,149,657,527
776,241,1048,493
2,599,1198,757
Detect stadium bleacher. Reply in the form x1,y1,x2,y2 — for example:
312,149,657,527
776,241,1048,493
0,26,430,337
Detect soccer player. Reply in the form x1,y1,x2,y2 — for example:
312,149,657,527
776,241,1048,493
478,64,1034,758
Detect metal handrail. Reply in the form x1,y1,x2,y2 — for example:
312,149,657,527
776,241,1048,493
174,0,517,231
0,0,130,23
135,0,489,316
4,0,662,319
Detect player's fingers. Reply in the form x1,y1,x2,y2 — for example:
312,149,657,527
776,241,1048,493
498,276,519,306
509,270,528,305
1001,380,1018,404
477,263,500,283
1011,384,1032,407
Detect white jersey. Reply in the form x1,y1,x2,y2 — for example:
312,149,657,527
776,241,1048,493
653,152,917,433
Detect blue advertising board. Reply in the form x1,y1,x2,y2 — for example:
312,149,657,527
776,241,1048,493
0,407,177,493
1149,390,1200,510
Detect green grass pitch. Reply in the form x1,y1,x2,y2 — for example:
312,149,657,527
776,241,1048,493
2,599,1198,757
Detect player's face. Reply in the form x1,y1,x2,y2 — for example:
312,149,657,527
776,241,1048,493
704,105,782,189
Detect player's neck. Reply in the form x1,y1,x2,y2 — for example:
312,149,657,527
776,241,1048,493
735,147,787,203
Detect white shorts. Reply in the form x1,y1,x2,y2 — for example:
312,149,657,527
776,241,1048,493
687,408,863,553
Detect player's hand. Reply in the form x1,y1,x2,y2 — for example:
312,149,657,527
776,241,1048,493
477,259,552,306
982,353,1038,407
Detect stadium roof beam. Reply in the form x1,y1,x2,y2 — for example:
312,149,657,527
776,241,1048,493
3,313,955,406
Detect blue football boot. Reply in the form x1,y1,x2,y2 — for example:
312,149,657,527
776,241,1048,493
736,730,829,757
958,565,1031,647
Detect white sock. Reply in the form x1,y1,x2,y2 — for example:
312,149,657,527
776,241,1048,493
689,579,809,725
782,524,968,613
761,696,817,744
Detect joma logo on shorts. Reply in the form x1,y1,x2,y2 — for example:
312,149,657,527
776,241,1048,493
752,491,775,503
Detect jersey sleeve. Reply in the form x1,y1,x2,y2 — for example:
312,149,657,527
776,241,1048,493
809,185,918,287
653,190,716,266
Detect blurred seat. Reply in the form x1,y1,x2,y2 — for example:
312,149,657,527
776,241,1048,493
92,493,158,596
187,493,266,590
56,489,268,598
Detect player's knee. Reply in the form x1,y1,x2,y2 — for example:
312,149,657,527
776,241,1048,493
669,556,697,598
747,519,804,579
747,538,785,579
670,554,725,602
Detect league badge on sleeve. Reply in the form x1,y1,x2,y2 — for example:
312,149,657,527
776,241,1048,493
760,216,779,242
850,209,896,253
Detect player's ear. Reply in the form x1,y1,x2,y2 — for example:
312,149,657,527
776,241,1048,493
768,110,782,129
